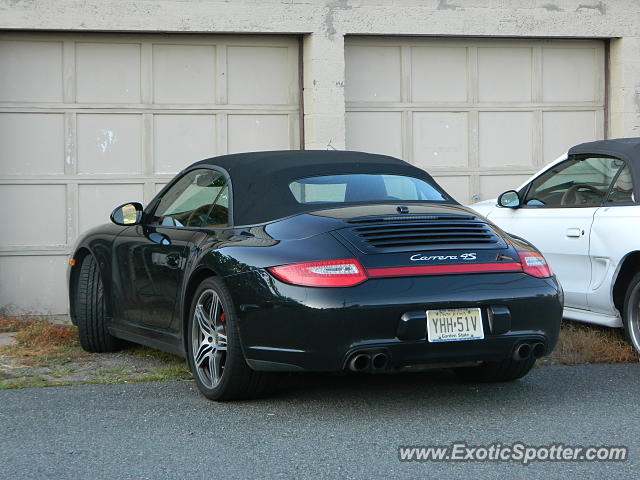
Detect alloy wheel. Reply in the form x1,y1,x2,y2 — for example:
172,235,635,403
191,289,228,388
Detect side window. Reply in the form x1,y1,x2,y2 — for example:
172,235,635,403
607,165,635,204
524,157,624,208
150,169,230,228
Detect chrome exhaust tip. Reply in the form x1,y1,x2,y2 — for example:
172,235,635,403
371,353,388,370
513,343,532,361
348,353,370,372
532,342,546,359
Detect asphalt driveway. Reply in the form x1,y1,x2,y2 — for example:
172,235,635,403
1,364,638,479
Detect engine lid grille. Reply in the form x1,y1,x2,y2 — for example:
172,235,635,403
338,214,506,253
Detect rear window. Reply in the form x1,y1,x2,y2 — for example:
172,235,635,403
289,174,447,204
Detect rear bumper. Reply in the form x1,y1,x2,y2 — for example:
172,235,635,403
224,270,563,372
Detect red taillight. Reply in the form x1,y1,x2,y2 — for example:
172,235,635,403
518,251,552,278
268,258,367,287
268,253,552,287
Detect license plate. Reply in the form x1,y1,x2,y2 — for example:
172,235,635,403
426,308,484,342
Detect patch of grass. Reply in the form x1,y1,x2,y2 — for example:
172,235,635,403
126,346,186,364
0,317,192,389
92,367,137,384
18,347,86,367
90,362,191,385
0,374,50,390
14,321,78,348
97,366,136,376
48,367,77,378
0,314,37,333
148,363,192,381
546,321,640,365
1,318,85,370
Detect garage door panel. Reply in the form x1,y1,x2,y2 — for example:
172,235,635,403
345,112,402,158
542,48,598,102
411,47,467,102
227,46,291,105
76,43,141,103
152,44,216,104
0,113,65,175
479,111,534,168
0,40,63,102
77,114,143,174
78,184,144,234
0,256,69,315
543,110,599,163
154,114,217,174
0,185,67,247
412,112,468,168
0,33,297,314
227,114,290,154
433,176,470,204
478,47,532,102
346,37,603,205
345,45,401,102
480,174,531,201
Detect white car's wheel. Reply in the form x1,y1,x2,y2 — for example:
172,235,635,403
622,272,640,354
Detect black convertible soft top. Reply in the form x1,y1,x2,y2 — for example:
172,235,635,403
192,150,448,226
569,137,640,162
568,138,640,199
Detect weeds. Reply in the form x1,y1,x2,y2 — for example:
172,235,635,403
546,321,640,365
14,321,78,348
0,316,190,389
0,314,36,333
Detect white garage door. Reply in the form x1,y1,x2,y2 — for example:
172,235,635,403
0,33,300,315
345,37,605,204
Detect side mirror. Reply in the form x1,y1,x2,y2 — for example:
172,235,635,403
497,190,521,209
110,202,143,226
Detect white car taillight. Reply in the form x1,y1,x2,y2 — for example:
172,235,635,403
518,251,552,278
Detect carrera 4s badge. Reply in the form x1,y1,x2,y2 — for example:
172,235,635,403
410,253,477,261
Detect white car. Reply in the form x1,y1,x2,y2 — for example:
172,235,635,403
471,138,640,353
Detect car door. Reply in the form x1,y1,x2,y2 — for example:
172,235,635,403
114,168,231,330
589,163,637,315
485,156,625,310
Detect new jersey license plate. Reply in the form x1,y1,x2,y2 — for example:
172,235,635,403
426,308,484,342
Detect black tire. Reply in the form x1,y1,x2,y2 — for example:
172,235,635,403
186,277,277,401
454,356,536,382
75,254,121,352
622,272,640,354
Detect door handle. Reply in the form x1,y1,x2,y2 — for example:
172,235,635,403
566,228,582,238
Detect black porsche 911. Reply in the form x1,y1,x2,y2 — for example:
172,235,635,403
68,150,562,400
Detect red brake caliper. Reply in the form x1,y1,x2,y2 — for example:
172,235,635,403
219,312,226,323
